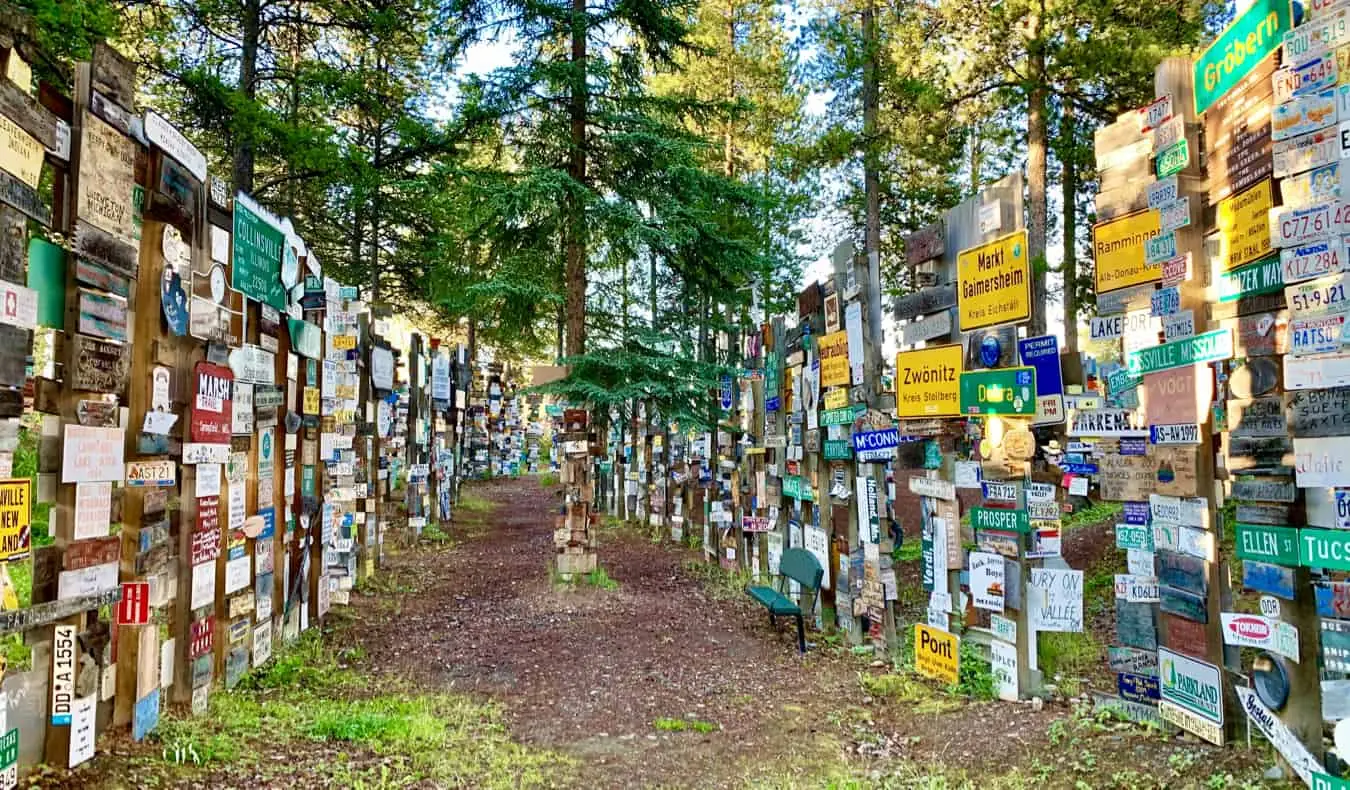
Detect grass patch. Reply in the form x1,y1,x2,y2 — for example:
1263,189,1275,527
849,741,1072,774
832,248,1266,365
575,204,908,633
1063,499,1124,530
538,472,559,487
1039,630,1104,698
681,559,753,600
154,634,572,787
581,566,619,590
457,492,495,514
420,522,453,544
652,716,718,733
892,539,923,563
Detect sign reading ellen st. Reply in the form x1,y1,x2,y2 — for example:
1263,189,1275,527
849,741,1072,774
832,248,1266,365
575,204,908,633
895,344,962,418
956,230,1030,331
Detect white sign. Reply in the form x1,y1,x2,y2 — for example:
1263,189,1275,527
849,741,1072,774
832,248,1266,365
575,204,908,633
1148,175,1179,207
73,481,112,540
1235,687,1321,787
144,109,207,182
991,639,1018,702
51,624,75,725
61,425,124,483
253,622,273,667
228,345,275,385
909,476,956,501
1159,648,1223,729
1028,568,1083,632
0,281,37,331
190,561,215,610
196,463,221,497
371,346,395,390
979,200,1002,234
1114,573,1160,603
990,613,1017,643
1220,613,1300,661
225,556,250,594
1285,352,1350,390
67,695,96,768
804,525,830,590
1260,595,1282,618
57,562,117,599
182,442,231,464
1295,436,1350,487
970,551,1005,612
845,302,865,386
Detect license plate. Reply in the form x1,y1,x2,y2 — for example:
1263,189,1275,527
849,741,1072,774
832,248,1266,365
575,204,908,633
1270,201,1347,247
1153,115,1185,151
1286,271,1350,316
1281,238,1346,283
1273,127,1341,178
1273,55,1338,104
1148,176,1178,208
1291,314,1346,354
1151,286,1181,316
1272,88,1339,142
1159,197,1190,232
1279,162,1341,208
1139,95,1172,133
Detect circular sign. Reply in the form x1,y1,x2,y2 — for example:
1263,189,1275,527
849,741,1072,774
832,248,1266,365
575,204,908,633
209,263,228,305
1252,651,1291,711
980,335,1002,367
1259,595,1281,618
161,225,188,267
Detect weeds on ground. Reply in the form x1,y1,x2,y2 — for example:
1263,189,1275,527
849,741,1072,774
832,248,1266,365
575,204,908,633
538,473,559,488
653,717,718,733
1038,630,1103,698
154,634,572,788
581,567,619,590
458,492,494,514
1063,500,1124,530
420,523,453,544
681,559,754,600
891,540,923,563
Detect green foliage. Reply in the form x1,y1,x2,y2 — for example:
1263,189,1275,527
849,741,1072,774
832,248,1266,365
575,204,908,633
537,472,559,488
457,493,495,514
580,567,619,591
652,716,718,733
1063,500,1123,530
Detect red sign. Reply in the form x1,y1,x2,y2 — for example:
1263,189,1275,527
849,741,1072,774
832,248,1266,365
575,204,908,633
196,495,219,534
190,361,234,443
189,616,214,659
117,581,150,625
191,527,220,566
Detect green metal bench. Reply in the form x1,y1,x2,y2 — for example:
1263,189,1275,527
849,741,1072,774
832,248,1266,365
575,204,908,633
746,547,823,654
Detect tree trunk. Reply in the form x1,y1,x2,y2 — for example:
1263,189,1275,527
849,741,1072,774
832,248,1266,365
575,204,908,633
564,0,588,357
1026,4,1049,337
862,0,883,358
1061,98,1079,352
234,0,261,193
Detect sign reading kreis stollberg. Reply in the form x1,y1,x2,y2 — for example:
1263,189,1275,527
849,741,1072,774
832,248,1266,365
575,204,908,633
957,229,1031,332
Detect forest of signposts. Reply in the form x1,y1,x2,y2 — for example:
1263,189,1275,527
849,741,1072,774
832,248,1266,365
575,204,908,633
0,11,477,777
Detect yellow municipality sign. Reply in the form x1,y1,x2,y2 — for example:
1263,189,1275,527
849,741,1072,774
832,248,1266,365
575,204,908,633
1216,178,1273,271
0,114,43,188
823,387,848,410
1093,209,1163,292
895,344,963,419
914,624,960,684
957,229,1031,331
0,478,31,561
817,330,850,388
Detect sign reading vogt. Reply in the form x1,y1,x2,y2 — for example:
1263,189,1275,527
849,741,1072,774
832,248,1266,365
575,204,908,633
852,428,899,462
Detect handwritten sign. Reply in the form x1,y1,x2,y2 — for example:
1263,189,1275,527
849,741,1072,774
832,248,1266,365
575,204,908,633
61,425,124,483
77,112,139,248
1029,568,1083,632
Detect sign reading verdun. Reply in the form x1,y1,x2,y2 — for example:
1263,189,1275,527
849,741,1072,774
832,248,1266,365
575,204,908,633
1193,0,1292,114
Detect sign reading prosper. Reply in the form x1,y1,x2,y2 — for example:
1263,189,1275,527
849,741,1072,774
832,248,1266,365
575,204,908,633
957,229,1030,331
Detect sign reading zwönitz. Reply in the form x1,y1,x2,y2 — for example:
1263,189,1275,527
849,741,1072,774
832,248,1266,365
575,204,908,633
895,344,962,418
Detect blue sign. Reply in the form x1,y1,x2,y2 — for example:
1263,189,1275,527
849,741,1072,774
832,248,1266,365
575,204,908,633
1060,463,1098,475
1117,672,1161,702
1119,438,1147,456
1017,335,1064,397
1123,502,1150,525
719,375,733,410
852,428,899,461
766,396,780,412
980,335,1002,367
133,688,161,742
259,507,276,539
1244,560,1296,600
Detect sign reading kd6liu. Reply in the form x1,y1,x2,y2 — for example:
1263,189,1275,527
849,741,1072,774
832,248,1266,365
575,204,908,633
1193,0,1292,115
895,344,962,418
914,624,960,684
1094,210,1163,293
957,229,1031,332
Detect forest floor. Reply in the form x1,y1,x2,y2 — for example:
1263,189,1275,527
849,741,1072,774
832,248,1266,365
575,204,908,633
48,477,1288,789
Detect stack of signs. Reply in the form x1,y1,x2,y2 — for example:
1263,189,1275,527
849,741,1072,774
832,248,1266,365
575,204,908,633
322,280,361,606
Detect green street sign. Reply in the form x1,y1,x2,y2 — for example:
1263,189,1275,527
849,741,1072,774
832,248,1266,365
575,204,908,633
1125,329,1233,376
821,404,864,426
1315,772,1350,790
970,506,1031,533
783,475,814,502
1116,524,1153,552
0,728,16,770
1300,527,1350,571
1156,139,1189,179
823,439,852,460
232,192,287,310
1236,523,1298,566
1193,0,1292,114
959,367,1036,416
1106,367,1141,397
1216,256,1282,302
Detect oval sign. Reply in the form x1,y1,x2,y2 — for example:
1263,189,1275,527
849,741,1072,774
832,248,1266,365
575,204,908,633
1229,357,1281,399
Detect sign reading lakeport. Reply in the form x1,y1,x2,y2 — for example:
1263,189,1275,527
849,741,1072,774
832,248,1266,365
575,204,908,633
957,229,1031,331
895,344,962,418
